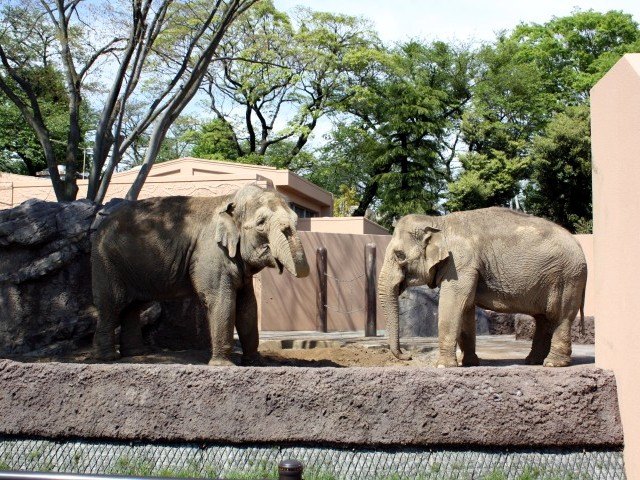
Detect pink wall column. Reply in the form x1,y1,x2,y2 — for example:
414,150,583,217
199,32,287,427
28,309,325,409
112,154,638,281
591,53,640,479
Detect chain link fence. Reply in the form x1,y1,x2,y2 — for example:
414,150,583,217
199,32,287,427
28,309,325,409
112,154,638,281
0,438,625,480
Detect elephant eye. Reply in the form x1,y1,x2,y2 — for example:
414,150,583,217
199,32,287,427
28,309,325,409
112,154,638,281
394,250,407,263
256,217,267,227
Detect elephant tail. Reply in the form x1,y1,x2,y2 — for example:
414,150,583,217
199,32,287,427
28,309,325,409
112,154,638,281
579,284,586,336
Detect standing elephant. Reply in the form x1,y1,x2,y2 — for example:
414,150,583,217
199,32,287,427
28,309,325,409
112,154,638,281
91,185,310,365
379,208,587,367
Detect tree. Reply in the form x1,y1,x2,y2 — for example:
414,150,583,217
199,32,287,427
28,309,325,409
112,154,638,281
447,9,640,214
524,105,592,232
0,63,87,176
314,40,476,227
190,118,240,161
200,2,378,168
0,0,259,203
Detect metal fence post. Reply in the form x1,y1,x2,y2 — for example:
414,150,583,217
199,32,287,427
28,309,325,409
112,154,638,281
316,246,327,333
365,243,377,337
278,459,303,480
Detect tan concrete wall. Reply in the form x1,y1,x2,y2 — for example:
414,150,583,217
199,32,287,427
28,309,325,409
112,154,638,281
574,234,594,316
591,53,640,480
258,231,392,331
297,217,389,235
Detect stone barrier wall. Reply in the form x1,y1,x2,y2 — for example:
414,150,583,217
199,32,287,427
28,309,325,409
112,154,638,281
0,360,622,448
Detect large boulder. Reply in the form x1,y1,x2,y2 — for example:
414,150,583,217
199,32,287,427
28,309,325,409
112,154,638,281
398,286,516,337
0,198,211,356
514,314,595,344
0,199,99,355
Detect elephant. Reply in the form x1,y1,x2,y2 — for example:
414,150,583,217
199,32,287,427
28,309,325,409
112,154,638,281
91,185,310,365
379,208,587,368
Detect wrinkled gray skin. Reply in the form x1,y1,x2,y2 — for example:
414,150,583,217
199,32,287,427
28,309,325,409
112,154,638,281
91,185,309,365
379,208,587,367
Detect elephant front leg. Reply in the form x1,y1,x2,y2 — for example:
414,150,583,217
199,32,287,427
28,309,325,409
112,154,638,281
202,290,237,366
437,275,477,368
93,299,122,361
93,314,120,361
236,280,262,366
459,307,479,367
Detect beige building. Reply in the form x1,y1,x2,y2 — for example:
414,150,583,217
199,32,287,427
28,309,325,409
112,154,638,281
1,157,331,214
0,157,388,235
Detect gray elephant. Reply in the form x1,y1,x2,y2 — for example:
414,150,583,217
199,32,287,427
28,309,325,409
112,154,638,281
379,208,587,367
91,185,309,365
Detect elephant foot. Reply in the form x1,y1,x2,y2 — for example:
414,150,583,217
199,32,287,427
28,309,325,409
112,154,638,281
525,352,545,365
461,353,480,367
208,357,236,367
436,356,459,368
92,348,120,362
543,352,571,367
391,349,412,361
241,352,264,366
120,344,151,357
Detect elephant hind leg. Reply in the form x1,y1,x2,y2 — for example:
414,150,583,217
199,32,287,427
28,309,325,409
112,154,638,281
119,302,151,357
525,314,552,365
543,289,581,367
544,311,575,367
459,307,479,367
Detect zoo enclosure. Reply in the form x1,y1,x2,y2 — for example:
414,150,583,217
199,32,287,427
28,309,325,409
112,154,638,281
255,231,393,332
255,231,595,332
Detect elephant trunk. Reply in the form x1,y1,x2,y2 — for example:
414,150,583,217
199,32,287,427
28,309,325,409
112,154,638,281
269,225,310,278
378,261,411,360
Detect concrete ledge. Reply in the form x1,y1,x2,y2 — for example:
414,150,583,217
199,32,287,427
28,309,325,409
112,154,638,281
0,360,622,448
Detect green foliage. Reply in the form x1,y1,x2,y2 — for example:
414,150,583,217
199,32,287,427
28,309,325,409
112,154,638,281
446,151,530,211
189,118,240,162
448,9,640,221
333,184,359,217
0,65,72,175
524,105,592,232
314,39,476,227
511,9,640,101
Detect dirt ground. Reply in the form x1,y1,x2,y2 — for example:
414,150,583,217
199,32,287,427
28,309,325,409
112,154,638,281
4,334,595,368
6,342,438,367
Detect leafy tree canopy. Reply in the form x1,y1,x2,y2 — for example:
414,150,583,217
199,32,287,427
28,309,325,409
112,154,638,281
446,9,640,231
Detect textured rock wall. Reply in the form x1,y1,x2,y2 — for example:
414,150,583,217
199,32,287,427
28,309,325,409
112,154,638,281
515,314,595,344
0,200,99,355
0,360,623,448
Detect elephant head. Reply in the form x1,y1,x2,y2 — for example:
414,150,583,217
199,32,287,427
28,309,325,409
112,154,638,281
378,215,450,359
215,185,310,278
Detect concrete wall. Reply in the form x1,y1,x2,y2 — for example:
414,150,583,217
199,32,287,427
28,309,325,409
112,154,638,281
258,232,392,331
0,359,622,448
575,234,594,316
297,217,389,235
591,53,640,480
258,231,595,332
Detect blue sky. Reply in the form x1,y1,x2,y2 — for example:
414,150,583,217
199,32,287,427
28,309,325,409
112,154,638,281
272,1,640,43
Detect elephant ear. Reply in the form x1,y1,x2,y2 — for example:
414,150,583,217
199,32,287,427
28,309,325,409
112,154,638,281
422,226,449,287
215,201,240,259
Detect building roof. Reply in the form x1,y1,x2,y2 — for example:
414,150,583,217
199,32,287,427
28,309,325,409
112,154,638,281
115,157,333,211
